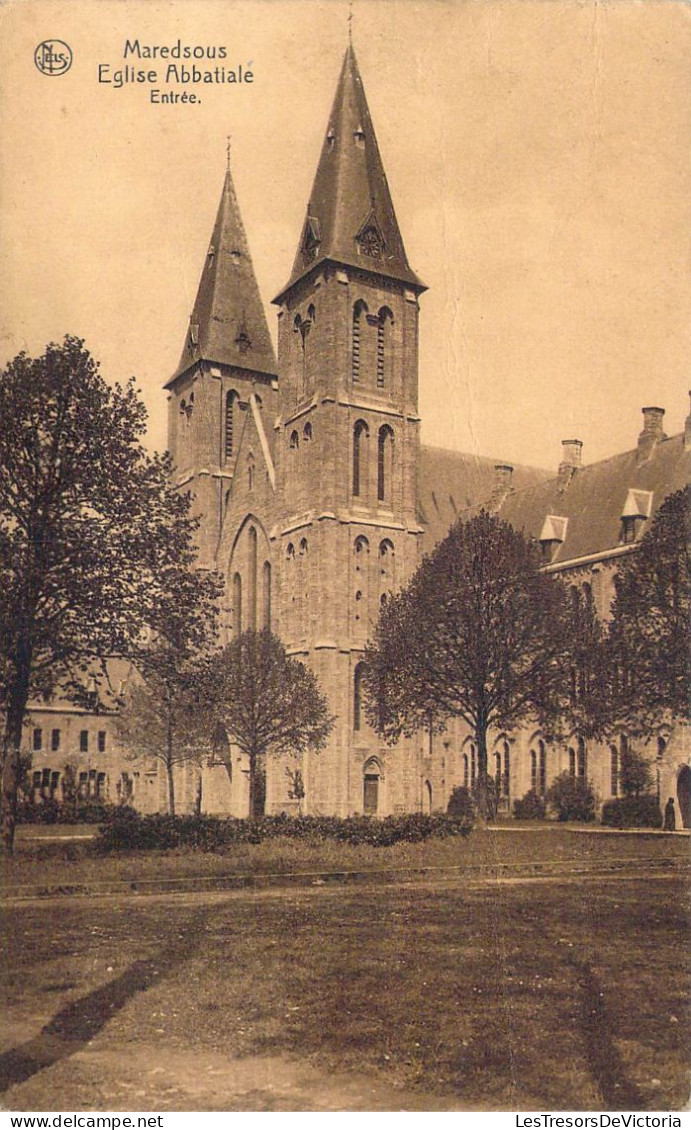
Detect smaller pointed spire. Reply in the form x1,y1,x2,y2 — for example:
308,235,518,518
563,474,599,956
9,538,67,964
168,151,276,385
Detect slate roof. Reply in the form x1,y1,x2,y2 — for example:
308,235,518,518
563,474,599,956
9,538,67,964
418,445,551,551
485,432,690,565
275,45,425,302
168,165,277,385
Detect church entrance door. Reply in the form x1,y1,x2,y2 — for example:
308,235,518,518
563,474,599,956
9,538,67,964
364,773,379,815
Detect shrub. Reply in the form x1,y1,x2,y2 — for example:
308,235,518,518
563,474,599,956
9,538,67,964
447,786,475,820
546,773,597,823
94,810,475,853
16,799,137,826
601,796,662,829
513,789,546,820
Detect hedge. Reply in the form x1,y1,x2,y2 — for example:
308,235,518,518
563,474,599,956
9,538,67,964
95,810,474,853
601,796,662,829
17,799,138,826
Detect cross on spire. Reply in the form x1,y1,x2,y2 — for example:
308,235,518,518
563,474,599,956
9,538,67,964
226,134,231,171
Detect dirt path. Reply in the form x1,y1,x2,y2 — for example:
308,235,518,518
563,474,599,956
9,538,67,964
1,1035,470,1112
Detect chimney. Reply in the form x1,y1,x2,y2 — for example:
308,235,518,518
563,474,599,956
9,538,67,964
557,439,582,492
685,392,691,453
637,406,666,465
490,464,513,511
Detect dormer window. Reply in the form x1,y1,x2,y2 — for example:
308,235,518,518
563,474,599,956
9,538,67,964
235,328,251,353
303,216,321,261
189,323,199,347
620,489,653,544
353,125,365,148
539,515,568,563
326,129,335,150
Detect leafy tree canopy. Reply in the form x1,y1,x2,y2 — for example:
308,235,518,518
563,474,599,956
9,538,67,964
0,336,214,849
607,486,690,733
363,511,600,814
198,630,334,818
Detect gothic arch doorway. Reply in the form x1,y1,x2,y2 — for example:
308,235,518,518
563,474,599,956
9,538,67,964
363,758,381,816
423,779,433,814
677,766,691,829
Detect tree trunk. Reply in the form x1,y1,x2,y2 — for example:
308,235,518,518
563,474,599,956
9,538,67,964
2,656,32,856
166,723,176,816
474,720,497,822
248,751,257,820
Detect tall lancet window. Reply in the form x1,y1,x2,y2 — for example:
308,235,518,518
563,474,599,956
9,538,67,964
225,390,238,461
376,307,393,389
353,420,369,499
232,573,242,638
352,301,368,383
377,425,394,504
248,526,258,631
262,561,271,631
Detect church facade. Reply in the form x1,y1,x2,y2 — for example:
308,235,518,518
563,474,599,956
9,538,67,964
160,43,690,826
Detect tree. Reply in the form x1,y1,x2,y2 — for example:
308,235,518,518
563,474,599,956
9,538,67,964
607,486,690,734
618,743,653,798
0,336,209,852
115,536,222,816
363,511,591,816
199,630,334,818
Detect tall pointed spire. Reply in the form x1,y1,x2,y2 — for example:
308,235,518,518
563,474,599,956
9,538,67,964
169,158,277,384
275,44,424,302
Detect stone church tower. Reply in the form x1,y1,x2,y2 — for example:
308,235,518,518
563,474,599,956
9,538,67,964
167,45,427,816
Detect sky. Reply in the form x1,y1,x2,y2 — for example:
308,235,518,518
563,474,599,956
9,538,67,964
1,0,690,471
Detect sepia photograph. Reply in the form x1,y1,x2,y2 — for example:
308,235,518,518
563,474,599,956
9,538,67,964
1,0,689,1115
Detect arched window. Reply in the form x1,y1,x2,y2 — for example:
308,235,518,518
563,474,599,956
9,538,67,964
463,754,469,788
262,561,271,630
569,747,576,777
352,301,368,383
502,741,510,798
377,307,393,389
577,737,586,779
531,750,537,792
303,421,312,442
495,752,501,790
225,390,238,460
232,572,242,637
538,740,547,796
354,536,369,627
379,539,395,600
377,425,394,504
286,542,295,560
290,430,299,449
353,420,369,498
354,535,369,566
610,745,619,797
248,527,258,630
353,662,365,731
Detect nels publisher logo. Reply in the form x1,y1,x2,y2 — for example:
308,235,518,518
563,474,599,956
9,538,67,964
34,40,73,76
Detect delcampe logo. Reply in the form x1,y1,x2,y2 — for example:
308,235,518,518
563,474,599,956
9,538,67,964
34,40,73,76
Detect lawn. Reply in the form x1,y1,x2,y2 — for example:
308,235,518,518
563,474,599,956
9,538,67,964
2,825,687,895
1,855,688,1110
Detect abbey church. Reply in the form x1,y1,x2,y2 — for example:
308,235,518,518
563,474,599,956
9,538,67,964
23,44,690,825
163,44,690,824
